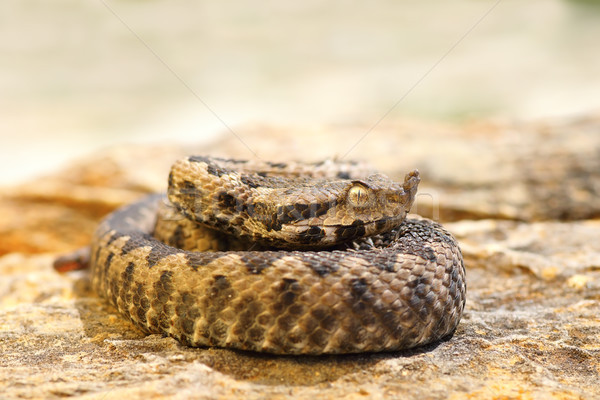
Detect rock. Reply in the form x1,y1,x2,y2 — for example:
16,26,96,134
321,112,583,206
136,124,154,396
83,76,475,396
201,116,600,221
1,116,599,399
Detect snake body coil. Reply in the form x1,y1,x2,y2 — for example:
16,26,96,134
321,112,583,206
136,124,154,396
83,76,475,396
90,157,466,354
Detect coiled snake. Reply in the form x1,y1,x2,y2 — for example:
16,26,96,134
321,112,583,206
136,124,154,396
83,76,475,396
89,156,466,354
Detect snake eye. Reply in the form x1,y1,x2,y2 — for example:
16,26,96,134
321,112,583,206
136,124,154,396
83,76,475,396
348,184,370,207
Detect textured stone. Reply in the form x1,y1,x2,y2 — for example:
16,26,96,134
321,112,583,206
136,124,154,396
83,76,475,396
1,116,599,399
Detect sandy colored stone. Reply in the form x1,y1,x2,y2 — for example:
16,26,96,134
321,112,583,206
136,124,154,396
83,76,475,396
199,116,600,221
3,115,599,258
1,116,599,399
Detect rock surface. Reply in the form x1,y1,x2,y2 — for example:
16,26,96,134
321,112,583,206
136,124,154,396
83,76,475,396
1,116,599,399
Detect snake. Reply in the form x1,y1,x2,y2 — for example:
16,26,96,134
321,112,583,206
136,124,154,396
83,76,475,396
88,156,466,355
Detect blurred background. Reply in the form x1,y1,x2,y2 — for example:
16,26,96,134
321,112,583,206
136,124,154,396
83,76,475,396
1,0,600,185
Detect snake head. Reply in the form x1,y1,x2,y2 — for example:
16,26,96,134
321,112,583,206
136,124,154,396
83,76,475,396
324,169,420,232
345,170,420,215
168,156,421,249
275,169,421,248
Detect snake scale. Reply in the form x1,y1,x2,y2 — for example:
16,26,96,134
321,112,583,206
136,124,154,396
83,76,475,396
90,156,466,354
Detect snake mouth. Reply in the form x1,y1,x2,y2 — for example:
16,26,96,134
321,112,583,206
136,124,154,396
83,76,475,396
291,215,405,229
283,216,405,245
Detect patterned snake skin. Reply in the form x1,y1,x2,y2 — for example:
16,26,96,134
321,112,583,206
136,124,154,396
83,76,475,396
90,156,466,354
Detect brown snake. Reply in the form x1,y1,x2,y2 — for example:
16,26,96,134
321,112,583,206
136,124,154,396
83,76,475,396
89,156,466,354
